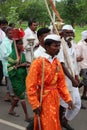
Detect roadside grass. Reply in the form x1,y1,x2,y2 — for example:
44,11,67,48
75,25,87,43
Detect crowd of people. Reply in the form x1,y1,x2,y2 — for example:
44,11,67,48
0,18,87,130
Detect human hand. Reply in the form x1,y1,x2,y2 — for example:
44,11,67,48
18,62,30,68
33,106,41,116
72,77,79,87
26,62,31,67
67,100,74,110
77,56,83,62
75,75,80,84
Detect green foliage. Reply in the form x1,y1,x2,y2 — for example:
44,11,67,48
56,0,87,27
0,0,87,29
7,7,19,24
57,0,81,26
75,25,87,42
18,1,50,25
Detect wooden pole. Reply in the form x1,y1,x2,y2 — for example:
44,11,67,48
43,0,74,77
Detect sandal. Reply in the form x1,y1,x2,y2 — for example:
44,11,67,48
8,112,19,117
25,117,34,122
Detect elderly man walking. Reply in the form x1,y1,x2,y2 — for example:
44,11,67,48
57,25,81,130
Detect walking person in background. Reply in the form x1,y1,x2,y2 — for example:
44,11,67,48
0,19,5,86
34,27,51,58
23,18,39,63
57,25,81,130
7,28,33,122
76,30,87,100
1,19,8,32
0,27,14,101
26,34,74,130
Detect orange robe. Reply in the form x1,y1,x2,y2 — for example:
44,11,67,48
26,57,72,130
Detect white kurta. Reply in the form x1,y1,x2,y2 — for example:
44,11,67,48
23,27,39,62
0,29,5,60
76,40,87,70
0,37,13,76
57,40,81,121
34,45,46,59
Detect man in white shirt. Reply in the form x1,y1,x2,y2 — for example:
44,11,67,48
0,20,5,85
0,27,14,101
34,27,51,58
23,18,39,63
58,25,81,130
76,30,87,100
1,19,8,32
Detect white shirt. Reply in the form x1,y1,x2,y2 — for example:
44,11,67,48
0,37,13,76
34,45,58,63
0,29,5,60
34,45,46,59
76,40,87,69
23,27,39,62
0,29,5,43
57,39,79,90
23,27,39,48
57,44,65,63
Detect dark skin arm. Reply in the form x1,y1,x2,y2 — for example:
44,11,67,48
77,57,83,62
14,62,30,69
61,62,79,87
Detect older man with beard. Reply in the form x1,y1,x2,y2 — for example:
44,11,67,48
57,25,81,130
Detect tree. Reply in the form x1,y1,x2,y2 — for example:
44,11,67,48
7,7,19,25
76,0,87,26
0,0,87,27
19,1,50,25
60,0,81,27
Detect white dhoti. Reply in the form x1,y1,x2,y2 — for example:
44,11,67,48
60,87,81,121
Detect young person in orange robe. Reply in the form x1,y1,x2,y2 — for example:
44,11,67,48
26,34,74,130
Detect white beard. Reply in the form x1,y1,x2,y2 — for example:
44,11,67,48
66,36,74,41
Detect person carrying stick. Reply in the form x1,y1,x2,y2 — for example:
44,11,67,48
26,34,74,130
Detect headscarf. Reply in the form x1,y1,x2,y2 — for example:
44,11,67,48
12,28,25,40
81,30,87,40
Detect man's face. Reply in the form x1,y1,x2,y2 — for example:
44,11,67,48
1,23,8,32
46,41,61,57
63,30,74,42
30,22,38,32
39,32,50,46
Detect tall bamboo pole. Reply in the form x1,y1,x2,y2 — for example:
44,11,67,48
43,0,74,77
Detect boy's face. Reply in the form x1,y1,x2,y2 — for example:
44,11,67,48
46,41,61,57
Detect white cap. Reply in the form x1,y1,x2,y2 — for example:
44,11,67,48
81,30,87,40
44,34,61,42
62,25,75,32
